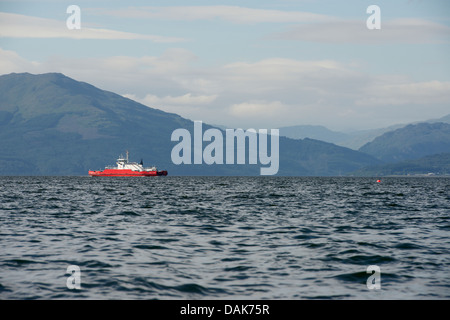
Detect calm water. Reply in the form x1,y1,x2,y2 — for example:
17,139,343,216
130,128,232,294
0,176,449,299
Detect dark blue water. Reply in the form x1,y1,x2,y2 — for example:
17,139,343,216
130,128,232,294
0,176,449,299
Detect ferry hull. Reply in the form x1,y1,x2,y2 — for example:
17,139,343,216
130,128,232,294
89,151,167,177
89,169,168,177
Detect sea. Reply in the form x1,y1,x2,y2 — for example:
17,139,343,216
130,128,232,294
0,176,449,300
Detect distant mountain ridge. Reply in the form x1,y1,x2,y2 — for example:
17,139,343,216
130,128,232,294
278,125,349,145
278,114,450,150
358,122,450,163
0,72,381,176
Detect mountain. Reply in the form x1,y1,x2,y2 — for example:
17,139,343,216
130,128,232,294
278,113,450,150
351,153,450,176
279,137,382,176
342,113,450,150
428,113,450,124
278,125,350,145
0,72,194,175
358,122,450,163
0,72,381,176
278,123,408,150
339,124,408,150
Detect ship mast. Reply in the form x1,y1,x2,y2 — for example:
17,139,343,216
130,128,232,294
126,150,129,163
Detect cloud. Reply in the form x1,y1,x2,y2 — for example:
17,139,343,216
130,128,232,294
221,58,361,94
0,12,186,42
355,80,450,106
121,93,219,122
88,6,334,24
85,6,450,45
1,48,449,131
123,93,218,106
274,18,450,44
0,47,199,96
0,48,40,74
228,101,291,127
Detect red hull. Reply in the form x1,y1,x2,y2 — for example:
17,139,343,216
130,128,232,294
89,169,168,177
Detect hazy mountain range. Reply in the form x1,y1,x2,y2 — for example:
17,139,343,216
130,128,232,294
0,72,448,176
359,122,450,163
0,72,381,176
354,122,450,175
278,114,450,150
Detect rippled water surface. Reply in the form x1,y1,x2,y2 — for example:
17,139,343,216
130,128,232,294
0,176,449,299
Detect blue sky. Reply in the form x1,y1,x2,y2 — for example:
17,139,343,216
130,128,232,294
1,0,449,131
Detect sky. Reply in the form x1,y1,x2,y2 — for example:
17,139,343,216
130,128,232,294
0,0,449,131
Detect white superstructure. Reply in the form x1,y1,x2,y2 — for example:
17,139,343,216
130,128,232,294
109,151,157,172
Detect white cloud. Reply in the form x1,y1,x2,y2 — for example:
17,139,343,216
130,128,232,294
230,100,286,116
275,18,450,44
0,48,40,74
0,12,186,42
221,58,360,95
1,48,449,131
123,93,218,106
228,101,292,128
86,6,450,45
356,80,450,106
88,6,333,24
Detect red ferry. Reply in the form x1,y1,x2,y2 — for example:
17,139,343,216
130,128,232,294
89,151,168,177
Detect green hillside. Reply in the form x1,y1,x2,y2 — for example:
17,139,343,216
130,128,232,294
0,72,382,176
359,122,450,163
